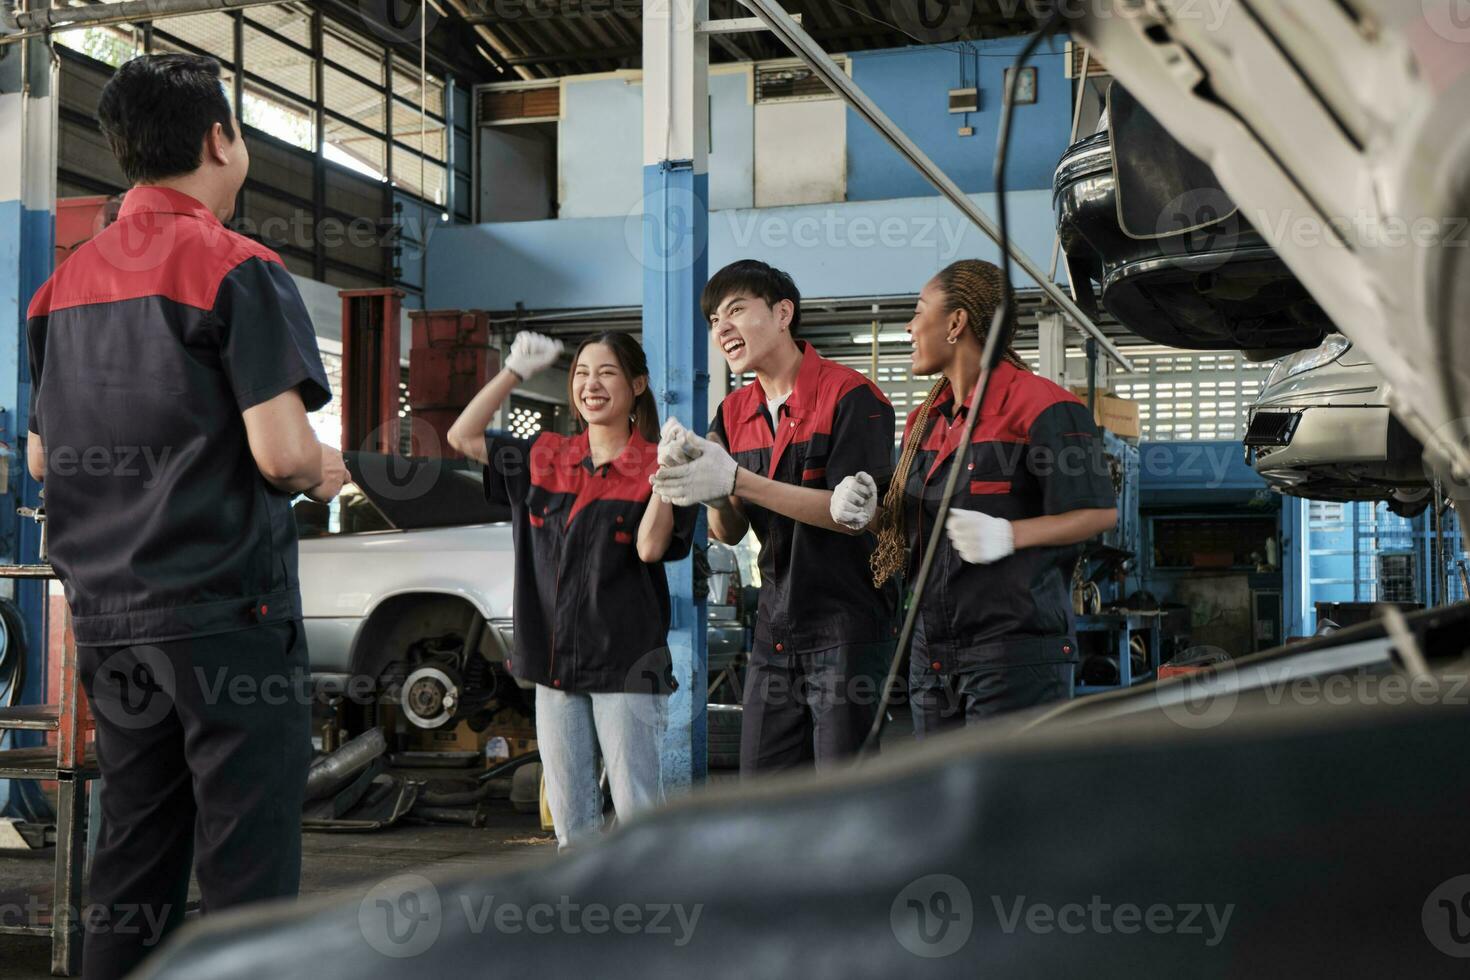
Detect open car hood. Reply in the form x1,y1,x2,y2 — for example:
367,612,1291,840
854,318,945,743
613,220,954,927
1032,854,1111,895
1072,0,1470,494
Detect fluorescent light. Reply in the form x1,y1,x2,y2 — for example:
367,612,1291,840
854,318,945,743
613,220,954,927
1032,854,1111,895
850,331,910,345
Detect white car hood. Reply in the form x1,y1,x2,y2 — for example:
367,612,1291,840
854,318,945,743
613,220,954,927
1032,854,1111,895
1075,0,1470,493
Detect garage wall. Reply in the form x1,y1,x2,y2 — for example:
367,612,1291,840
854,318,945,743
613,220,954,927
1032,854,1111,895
845,39,1075,200
555,68,756,219
753,99,845,207
709,69,755,211
480,123,557,221
557,74,642,219
427,187,1059,310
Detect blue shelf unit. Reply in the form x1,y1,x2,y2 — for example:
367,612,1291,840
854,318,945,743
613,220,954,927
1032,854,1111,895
1072,441,1307,697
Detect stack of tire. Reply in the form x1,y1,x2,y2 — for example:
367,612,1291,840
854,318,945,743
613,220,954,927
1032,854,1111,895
707,704,742,771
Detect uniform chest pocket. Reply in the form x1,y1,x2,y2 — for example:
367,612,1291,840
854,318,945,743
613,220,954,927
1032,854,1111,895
966,443,1027,486
798,433,830,485
608,501,642,546
525,485,571,529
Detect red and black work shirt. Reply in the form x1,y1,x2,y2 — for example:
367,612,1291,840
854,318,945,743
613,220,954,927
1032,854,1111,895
902,360,1116,667
484,428,697,694
25,187,331,646
712,342,898,653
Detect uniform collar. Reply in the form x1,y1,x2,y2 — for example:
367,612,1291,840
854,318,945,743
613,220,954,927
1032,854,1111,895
117,186,224,226
743,340,823,421
933,359,1021,420
576,427,653,475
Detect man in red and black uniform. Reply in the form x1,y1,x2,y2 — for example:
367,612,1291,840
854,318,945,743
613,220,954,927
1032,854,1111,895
654,260,897,773
25,55,342,979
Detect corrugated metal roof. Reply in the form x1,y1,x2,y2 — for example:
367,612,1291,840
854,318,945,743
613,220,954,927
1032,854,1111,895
459,0,1038,80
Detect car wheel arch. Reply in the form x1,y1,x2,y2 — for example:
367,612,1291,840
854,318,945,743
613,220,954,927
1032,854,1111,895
347,591,497,684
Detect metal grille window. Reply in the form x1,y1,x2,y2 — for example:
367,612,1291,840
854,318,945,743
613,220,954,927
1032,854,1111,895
1110,350,1272,441
241,83,314,151
246,5,311,49
244,24,315,99
54,24,142,67
153,10,236,63
389,56,448,205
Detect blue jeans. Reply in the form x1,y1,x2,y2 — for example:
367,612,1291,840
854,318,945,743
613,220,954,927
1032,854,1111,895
535,684,667,849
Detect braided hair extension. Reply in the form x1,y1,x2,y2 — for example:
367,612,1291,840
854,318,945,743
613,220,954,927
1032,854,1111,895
869,259,1029,587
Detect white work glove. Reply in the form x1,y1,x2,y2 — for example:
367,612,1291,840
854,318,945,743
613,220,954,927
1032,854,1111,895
658,416,703,468
945,508,1016,565
830,471,878,531
504,331,563,381
651,431,738,506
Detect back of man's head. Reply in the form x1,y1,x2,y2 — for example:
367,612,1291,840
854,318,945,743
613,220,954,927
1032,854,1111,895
97,54,235,185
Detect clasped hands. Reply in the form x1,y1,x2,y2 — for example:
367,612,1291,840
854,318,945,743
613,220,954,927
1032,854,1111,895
649,418,738,506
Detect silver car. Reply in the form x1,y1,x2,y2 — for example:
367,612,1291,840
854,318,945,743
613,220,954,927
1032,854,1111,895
1245,336,1431,516
296,453,745,731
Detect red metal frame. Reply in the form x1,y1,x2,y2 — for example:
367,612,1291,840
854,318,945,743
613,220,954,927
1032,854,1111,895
338,289,405,455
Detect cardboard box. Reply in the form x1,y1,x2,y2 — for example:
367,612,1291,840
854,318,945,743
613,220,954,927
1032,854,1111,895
401,718,487,754
1070,388,1141,439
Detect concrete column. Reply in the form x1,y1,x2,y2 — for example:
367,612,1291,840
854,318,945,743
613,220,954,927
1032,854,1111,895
0,24,57,815
642,0,710,788
1036,311,1067,385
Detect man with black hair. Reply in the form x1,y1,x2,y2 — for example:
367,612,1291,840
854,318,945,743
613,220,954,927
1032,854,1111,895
654,259,897,773
24,54,343,978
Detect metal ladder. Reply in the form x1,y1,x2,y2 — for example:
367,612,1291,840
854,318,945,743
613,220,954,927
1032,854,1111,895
0,551,95,975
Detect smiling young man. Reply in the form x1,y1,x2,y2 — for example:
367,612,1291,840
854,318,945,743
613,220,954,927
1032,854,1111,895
653,260,897,773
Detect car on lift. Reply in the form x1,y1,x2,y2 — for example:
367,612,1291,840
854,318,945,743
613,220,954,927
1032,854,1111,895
1244,336,1432,517
1053,85,1333,357
295,452,746,734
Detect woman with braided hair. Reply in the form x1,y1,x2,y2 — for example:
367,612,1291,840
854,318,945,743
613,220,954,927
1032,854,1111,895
829,259,1118,736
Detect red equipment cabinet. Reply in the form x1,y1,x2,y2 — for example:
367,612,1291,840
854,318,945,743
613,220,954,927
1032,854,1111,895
407,310,500,458
339,288,404,455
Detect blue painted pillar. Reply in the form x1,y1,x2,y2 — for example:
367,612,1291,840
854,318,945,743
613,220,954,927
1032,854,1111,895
0,29,58,816
1280,495,1310,638
642,0,710,789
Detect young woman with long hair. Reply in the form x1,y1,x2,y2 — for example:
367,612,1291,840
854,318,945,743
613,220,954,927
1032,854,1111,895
830,259,1118,735
449,330,694,846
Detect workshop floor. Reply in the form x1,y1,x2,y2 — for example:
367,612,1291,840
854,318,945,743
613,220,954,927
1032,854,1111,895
0,800,558,980
0,730,903,977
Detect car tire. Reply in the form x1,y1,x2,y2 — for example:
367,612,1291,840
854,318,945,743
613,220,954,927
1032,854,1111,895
707,704,742,771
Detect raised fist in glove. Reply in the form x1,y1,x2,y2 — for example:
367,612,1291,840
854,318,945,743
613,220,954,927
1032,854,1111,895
945,508,1015,565
830,472,878,531
651,431,738,506
504,331,563,381
658,416,703,468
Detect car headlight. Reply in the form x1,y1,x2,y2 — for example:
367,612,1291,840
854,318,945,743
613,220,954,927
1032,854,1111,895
1265,334,1352,388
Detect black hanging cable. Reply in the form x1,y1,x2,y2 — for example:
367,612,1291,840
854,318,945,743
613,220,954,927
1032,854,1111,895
859,9,1067,755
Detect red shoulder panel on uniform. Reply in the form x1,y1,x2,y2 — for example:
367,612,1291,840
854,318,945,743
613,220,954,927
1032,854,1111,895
997,367,1083,434
25,279,53,321
38,217,286,316
527,432,583,496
